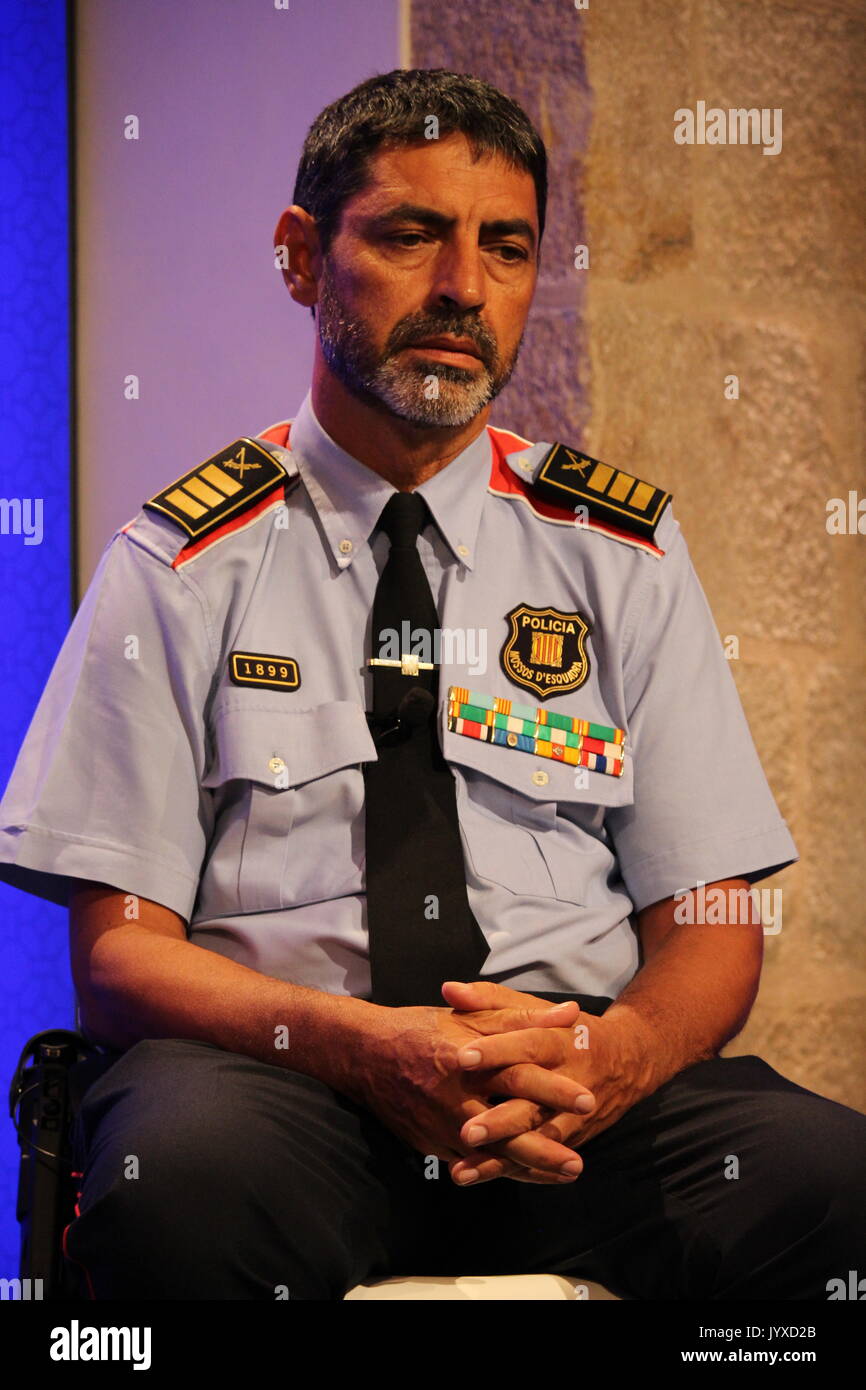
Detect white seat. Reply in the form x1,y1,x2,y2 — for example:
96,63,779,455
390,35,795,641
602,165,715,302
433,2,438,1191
345,1274,620,1300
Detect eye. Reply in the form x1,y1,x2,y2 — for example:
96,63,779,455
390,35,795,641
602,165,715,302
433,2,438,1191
489,244,528,262
387,232,430,247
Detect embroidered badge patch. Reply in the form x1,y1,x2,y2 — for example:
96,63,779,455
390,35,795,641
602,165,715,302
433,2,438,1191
534,443,671,545
499,604,591,699
229,651,301,692
143,438,287,543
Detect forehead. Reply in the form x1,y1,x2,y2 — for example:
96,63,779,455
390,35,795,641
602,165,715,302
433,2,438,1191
347,131,538,224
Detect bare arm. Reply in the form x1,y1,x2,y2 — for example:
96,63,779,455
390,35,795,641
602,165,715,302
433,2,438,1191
602,877,765,1092
69,880,377,1106
69,880,593,1182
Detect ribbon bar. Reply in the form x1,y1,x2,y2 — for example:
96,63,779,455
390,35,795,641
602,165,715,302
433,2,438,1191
446,686,626,779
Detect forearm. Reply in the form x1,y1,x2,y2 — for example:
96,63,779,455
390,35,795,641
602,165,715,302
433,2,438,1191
85,928,385,1106
601,920,763,1097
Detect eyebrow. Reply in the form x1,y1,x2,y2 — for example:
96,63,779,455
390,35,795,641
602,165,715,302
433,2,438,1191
365,202,537,252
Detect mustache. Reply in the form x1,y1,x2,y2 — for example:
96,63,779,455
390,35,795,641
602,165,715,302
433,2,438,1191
387,318,498,365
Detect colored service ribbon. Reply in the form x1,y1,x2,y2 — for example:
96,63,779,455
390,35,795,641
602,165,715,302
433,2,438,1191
446,686,626,778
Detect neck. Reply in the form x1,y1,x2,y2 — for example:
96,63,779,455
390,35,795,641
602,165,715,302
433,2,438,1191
310,357,490,491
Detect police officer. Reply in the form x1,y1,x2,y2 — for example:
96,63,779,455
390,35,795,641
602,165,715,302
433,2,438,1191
1,69,864,1301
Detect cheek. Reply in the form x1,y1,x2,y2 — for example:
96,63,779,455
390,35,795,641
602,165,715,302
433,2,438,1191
351,245,435,305
483,273,531,322
342,266,413,337
497,298,534,358
487,320,523,369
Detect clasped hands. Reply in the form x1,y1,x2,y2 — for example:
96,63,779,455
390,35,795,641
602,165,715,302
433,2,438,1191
441,979,608,1187
361,977,630,1189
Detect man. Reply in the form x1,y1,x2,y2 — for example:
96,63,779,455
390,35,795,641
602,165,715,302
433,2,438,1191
0,68,863,1301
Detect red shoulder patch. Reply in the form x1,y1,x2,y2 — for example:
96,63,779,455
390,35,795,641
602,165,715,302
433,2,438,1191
486,425,576,525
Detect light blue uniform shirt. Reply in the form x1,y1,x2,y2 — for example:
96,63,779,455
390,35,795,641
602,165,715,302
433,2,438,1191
0,390,797,1001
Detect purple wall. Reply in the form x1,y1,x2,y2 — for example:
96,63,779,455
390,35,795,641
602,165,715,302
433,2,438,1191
76,0,400,588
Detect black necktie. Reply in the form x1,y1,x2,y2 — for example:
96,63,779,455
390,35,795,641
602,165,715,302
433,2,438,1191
363,491,489,1006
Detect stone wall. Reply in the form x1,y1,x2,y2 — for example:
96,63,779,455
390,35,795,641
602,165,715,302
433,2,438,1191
410,0,866,1110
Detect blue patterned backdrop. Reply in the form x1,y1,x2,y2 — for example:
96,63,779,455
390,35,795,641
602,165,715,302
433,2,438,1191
0,0,72,1279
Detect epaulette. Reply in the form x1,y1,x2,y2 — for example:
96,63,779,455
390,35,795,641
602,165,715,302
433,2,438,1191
143,436,294,548
505,440,671,548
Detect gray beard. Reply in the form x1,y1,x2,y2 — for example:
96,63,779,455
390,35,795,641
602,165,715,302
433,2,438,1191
316,268,521,428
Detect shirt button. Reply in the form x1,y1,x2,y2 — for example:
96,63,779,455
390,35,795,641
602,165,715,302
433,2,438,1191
457,544,469,558
269,756,286,775
338,538,353,555
531,769,549,787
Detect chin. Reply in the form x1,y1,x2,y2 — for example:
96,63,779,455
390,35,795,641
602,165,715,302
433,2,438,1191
370,364,498,428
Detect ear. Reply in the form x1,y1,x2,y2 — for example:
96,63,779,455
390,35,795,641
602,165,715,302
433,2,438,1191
273,205,321,309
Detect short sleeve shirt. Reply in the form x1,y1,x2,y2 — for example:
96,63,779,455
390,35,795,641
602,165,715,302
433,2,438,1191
0,390,797,1001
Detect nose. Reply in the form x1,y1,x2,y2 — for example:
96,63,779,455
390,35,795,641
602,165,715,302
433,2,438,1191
429,233,485,314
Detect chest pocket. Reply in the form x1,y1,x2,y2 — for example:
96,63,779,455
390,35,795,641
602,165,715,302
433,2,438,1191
203,699,376,913
441,713,635,906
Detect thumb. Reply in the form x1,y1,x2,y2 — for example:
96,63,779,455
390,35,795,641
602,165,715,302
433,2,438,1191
441,980,528,1008
442,979,579,1023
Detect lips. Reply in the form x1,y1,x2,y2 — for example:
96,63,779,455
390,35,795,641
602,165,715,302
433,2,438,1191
408,337,482,359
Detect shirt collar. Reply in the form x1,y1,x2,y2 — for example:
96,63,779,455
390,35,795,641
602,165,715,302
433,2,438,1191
287,389,491,571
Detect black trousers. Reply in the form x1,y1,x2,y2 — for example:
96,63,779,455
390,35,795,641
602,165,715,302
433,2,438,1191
63,1036,866,1301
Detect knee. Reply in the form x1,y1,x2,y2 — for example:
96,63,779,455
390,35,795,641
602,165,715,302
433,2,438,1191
79,1039,245,1171
82,1039,306,1214
700,1082,866,1299
795,1100,866,1244
69,1039,356,1297
739,1087,866,1289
